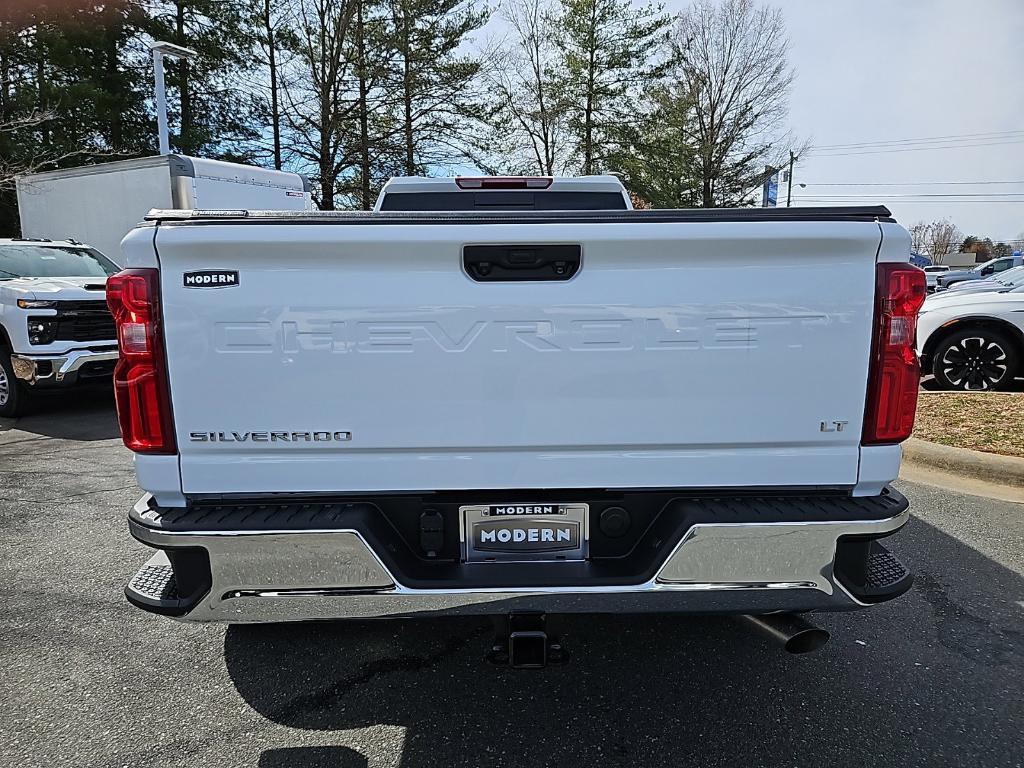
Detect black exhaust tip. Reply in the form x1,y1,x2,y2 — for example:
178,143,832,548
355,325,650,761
782,626,830,654
735,613,830,654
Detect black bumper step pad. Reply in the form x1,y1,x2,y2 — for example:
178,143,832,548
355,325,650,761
837,541,913,603
124,550,211,617
129,562,178,602
865,547,912,593
125,560,187,616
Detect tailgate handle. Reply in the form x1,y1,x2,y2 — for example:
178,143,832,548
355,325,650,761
463,244,581,282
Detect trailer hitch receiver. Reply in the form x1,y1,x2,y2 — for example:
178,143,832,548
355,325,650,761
487,613,568,669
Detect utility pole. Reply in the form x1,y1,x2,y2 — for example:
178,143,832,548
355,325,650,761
786,150,797,207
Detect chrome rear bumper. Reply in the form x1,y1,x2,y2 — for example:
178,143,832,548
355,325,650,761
126,490,911,623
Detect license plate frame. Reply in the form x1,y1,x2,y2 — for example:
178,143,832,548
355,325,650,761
460,504,589,563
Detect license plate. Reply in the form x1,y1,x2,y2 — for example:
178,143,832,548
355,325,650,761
460,504,589,562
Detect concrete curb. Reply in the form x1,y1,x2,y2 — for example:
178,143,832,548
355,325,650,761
902,438,1024,489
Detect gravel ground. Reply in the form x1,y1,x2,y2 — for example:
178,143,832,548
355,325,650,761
2,388,1022,768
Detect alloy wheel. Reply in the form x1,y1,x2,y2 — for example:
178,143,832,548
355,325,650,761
940,336,1008,390
0,364,9,407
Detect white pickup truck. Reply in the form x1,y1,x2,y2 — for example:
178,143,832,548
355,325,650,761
113,176,925,662
1,239,120,417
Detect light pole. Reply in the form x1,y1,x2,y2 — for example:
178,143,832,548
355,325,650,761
148,41,198,155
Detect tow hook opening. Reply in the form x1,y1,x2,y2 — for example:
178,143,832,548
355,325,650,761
487,612,568,669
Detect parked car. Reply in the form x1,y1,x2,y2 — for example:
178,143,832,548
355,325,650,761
941,265,1024,295
0,238,119,417
922,264,950,292
935,254,1024,291
110,178,921,662
918,285,1024,390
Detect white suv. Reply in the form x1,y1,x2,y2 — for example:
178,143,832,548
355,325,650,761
918,284,1024,390
0,238,119,417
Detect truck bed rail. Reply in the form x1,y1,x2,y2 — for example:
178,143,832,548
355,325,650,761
144,205,894,225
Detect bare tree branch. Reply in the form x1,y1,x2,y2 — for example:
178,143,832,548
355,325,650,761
470,0,573,175
674,0,796,206
909,219,963,264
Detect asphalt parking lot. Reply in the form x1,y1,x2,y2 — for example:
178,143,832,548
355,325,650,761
2,389,1022,768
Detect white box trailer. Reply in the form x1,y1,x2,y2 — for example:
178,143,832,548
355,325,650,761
15,155,312,262
939,252,982,268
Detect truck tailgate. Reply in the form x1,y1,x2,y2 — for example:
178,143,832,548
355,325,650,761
153,216,882,494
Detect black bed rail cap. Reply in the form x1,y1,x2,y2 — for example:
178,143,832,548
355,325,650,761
145,205,895,225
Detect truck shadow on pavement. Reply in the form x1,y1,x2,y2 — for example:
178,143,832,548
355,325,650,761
0,386,119,441
223,516,1024,768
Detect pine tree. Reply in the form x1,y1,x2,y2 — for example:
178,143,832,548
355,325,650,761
341,0,401,209
0,1,153,234
553,0,672,175
383,0,488,175
605,82,702,208
252,0,289,169
282,0,359,209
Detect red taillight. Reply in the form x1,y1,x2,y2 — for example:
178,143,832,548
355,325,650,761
455,176,552,189
106,269,176,453
863,263,927,444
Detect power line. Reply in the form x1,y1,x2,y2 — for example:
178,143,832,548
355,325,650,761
798,195,1024,200
810,139,1024,158
811,129,1024,151
796,193,1024,200
797,198,1024,204
792,192,1024,199
800,180,1024,187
